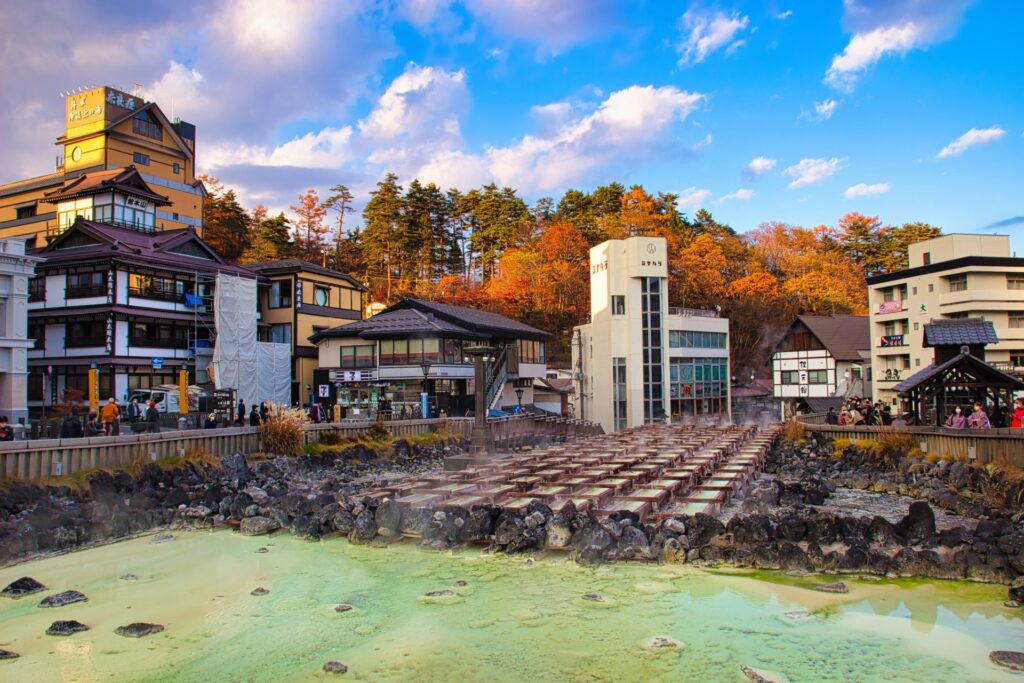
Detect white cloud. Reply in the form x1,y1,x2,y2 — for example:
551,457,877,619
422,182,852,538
844,182,891,198
937,126,1006,158
465,0,620,57
719,188,753,201
813,98,839,120
825,22,921,91
746,156,777,176
776,10,792,20
205,126,354,169
783,157,845,189
358,63,467,140
676,7,750,66
676,187,712,210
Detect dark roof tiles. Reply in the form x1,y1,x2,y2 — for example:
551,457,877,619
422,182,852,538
923,317,998,347
248,259,363,290
791,315,870,361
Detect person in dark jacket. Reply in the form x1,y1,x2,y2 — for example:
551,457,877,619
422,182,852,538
61,413,84,439
259,401,269,423
0,416,14,441
145,401,161,433
249,406,261,426
203,413,218,429
825,407,838,425
237,399,246,426
84,413,103,437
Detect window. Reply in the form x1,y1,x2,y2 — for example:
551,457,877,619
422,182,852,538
129,273,187,302
314,286,329,307
911,286,917,296
1011,353,1024,368
640,277,663,423
16,204,35,220
669,357,728,418
779,370,800,384
57,197,94,229
132,111,162,140
66,320,106,347
172,163,180,174
268,324,292,345
947,275,967,292
423,338,441,363
915,358,921,367
339,345,375,369
442,338,464,364
669,330,727,348
613,358,627,431
923,252,931,266
1008,276,1024,290
517,339,545,363
133,152,150,166
269,280,292,308
928,283,935,293
129,322,190,349
1010,313,1024,329
66,271,106,298
611,295,625,315
29,277,45,302
807,370,828,384
28,323,44,350
913,322,919,331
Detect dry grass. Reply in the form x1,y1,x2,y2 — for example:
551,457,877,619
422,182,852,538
876,430,918,456
259,404,307,456
782,420,807,444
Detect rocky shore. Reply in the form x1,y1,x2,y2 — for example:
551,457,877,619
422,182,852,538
2,431,1022,604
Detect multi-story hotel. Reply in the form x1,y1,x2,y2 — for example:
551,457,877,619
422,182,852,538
0,86,203,247
249,260,364,407
0,239,43,424
572,236,731,433
867,233,1024,406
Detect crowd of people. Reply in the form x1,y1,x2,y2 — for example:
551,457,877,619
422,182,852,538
823,396,1024,430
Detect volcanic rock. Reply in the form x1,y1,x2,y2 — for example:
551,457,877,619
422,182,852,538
115,622,165,638
323,661,349,674
47,620,90,636
39,590,88,608
1,576,47,598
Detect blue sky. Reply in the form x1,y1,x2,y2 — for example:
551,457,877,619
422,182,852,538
1,0,1021,252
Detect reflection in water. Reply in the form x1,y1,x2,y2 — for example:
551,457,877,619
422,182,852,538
0,530,1020,683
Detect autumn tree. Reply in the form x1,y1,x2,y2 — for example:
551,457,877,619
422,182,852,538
290,189,329,263
878,222,942,273
198,174,250,263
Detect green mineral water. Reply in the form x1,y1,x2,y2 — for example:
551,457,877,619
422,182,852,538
0,530,1021,682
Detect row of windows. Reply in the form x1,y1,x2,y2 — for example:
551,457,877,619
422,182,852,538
30,272,211,302
669,330,727,349
517,339,545,363
268,279,361,310
28,321,205,350
339,345,375,369
779,369,830,384
882,275,1024,302
669,357,728,399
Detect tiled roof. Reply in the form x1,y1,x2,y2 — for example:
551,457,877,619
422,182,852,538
43,167,170,206
310,298,551,344
248,259,364,290
0,171,63,198
802,397,845,412
893,351,1024,394
32,218,258,278
793,315,870,361
923,317,998,347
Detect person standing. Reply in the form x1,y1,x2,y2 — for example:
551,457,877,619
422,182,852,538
1011,398,1024,429
100,397,120,436
249,405,261,426
968,402,991,429
0,416,13,441
61,412,84,439
825,407,838,425
204,413,218,429
309,402,322,423
237,399,246,426
145,400,161,433
259,401,269,423
127,398,141,424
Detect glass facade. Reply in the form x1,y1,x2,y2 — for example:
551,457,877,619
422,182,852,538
640,277,664,422
612,357,627,431
669,357,728,418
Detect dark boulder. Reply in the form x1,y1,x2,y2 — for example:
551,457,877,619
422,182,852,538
39,590,88,608
838,546,868,573
220,452,251,484
616,525,653,560
349,509,377,544
374,499,403,536
729,514,774,545
323,661,349,674
115,622,165,638
687,514,725,549
46,619,89,636
1,576,47,598
778,542,811,572
239,516,279,536
1009,577,1024,603
895,502,936,545
291,515,322,540
0,648,18,659
571,520,615,566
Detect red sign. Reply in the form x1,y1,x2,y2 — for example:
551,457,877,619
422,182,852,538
878,300,903,314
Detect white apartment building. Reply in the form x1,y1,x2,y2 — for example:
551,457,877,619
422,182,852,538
572,236,731,433
867,233,1024,406
0,239,43,423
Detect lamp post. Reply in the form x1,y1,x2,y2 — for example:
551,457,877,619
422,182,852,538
420,360,431,419
515,387,524,413
463,345,495,457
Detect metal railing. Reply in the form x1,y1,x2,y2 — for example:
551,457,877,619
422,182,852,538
484,345,508,411
669,307,720,318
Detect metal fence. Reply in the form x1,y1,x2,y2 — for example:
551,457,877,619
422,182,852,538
794,412,1024,466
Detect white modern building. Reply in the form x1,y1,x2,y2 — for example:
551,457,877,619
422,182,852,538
867,233,1024,406
0,238,43,424
571,236,731,433
771,315,870,415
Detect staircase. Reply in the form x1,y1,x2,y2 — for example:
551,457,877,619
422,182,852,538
483,345,509,411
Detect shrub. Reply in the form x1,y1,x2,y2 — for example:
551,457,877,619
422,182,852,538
259,404,306,456
782,420,806,444
833,438,854,450
317,430,343,446
877,431,917,457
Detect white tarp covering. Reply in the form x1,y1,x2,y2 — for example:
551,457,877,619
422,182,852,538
209,274,260,406
257,341,292,407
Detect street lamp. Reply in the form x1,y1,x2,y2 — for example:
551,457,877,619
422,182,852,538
515,387,524,413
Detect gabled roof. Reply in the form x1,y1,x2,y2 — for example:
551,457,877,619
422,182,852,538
33,217,257,278
893,351,1024,395
248,259,364,290
43,166,170,206
0,171,63,198
59,100,195,162
310,298,551,344
780,315,870,362
923,317,998,347
391,299,551,341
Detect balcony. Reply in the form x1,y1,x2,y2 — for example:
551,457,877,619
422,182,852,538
129,285,185,303
668,307,720,318
65,284,107,299
878,368,905,383
939,289,1024,309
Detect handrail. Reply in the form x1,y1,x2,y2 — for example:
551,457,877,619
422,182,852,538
484,344,508,410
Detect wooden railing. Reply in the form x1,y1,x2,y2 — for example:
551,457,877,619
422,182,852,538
0,414,602,481
794,412,1024,465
